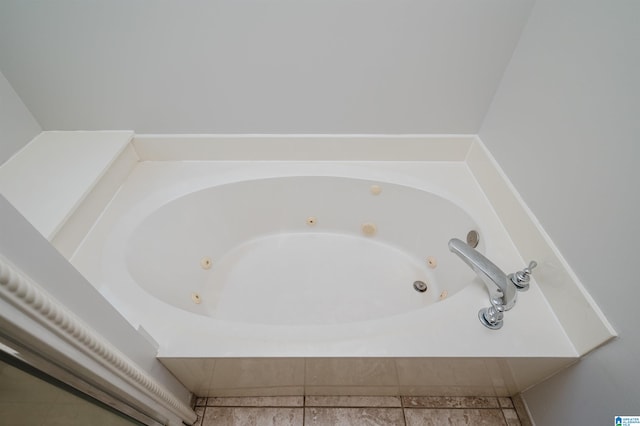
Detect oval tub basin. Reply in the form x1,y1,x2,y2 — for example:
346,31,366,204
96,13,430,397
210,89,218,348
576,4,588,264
125,176,480,326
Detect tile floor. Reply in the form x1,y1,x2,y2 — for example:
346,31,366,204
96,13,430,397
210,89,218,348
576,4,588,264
192,395,532,426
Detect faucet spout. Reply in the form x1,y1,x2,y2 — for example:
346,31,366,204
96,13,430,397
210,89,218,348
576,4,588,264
448,238,516,311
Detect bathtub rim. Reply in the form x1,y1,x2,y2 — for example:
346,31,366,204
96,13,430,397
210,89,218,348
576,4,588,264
72,160,579,360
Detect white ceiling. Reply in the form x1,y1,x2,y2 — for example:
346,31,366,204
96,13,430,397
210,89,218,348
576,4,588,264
0,0,533,133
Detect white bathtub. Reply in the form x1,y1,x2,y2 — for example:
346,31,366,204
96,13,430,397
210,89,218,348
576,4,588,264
72,159,578,396
126,175,481,326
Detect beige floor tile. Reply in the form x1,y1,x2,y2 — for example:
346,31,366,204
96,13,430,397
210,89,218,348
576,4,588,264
202,407,303,426
193,406,204,426
207,396,303,406
405,408,506,426
503,408,521,426
305,407,404,425
305,396,401,407
498,397,514,408
402,396,499,408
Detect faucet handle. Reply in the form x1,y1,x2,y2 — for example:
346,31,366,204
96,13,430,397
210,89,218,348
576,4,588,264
524,261,537,274
510,261,537,291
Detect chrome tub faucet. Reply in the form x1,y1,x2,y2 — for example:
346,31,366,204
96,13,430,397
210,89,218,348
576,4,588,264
448,238,537,330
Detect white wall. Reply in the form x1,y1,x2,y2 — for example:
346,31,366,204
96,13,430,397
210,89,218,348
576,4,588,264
0,71,41,164
0,0,532,133
480,0,640,424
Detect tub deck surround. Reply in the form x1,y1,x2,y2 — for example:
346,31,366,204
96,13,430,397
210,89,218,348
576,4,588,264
71,160,575,357
68,155,580,396
0,131,134,240
465,142,617,355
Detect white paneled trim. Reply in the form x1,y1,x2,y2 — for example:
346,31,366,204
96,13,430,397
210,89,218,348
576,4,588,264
0,254,197,426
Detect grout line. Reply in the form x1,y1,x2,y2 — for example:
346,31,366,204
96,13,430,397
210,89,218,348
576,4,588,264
205,405,304,408
401,395,408,426
500,405,509,426
208,404,408,409
205,401,505,409
303,405,404,409
403,407,506,410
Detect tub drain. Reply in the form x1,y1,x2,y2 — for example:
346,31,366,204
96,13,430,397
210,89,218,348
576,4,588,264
413,280,428,293
466,230,480,248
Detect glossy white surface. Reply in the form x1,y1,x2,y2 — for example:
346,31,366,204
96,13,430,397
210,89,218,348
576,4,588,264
125,176,479,325
72,160,577,360
0,131,133,239
52,144,139,258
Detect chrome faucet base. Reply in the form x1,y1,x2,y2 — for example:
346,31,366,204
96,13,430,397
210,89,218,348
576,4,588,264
479,307,503,330
448,238,537,331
